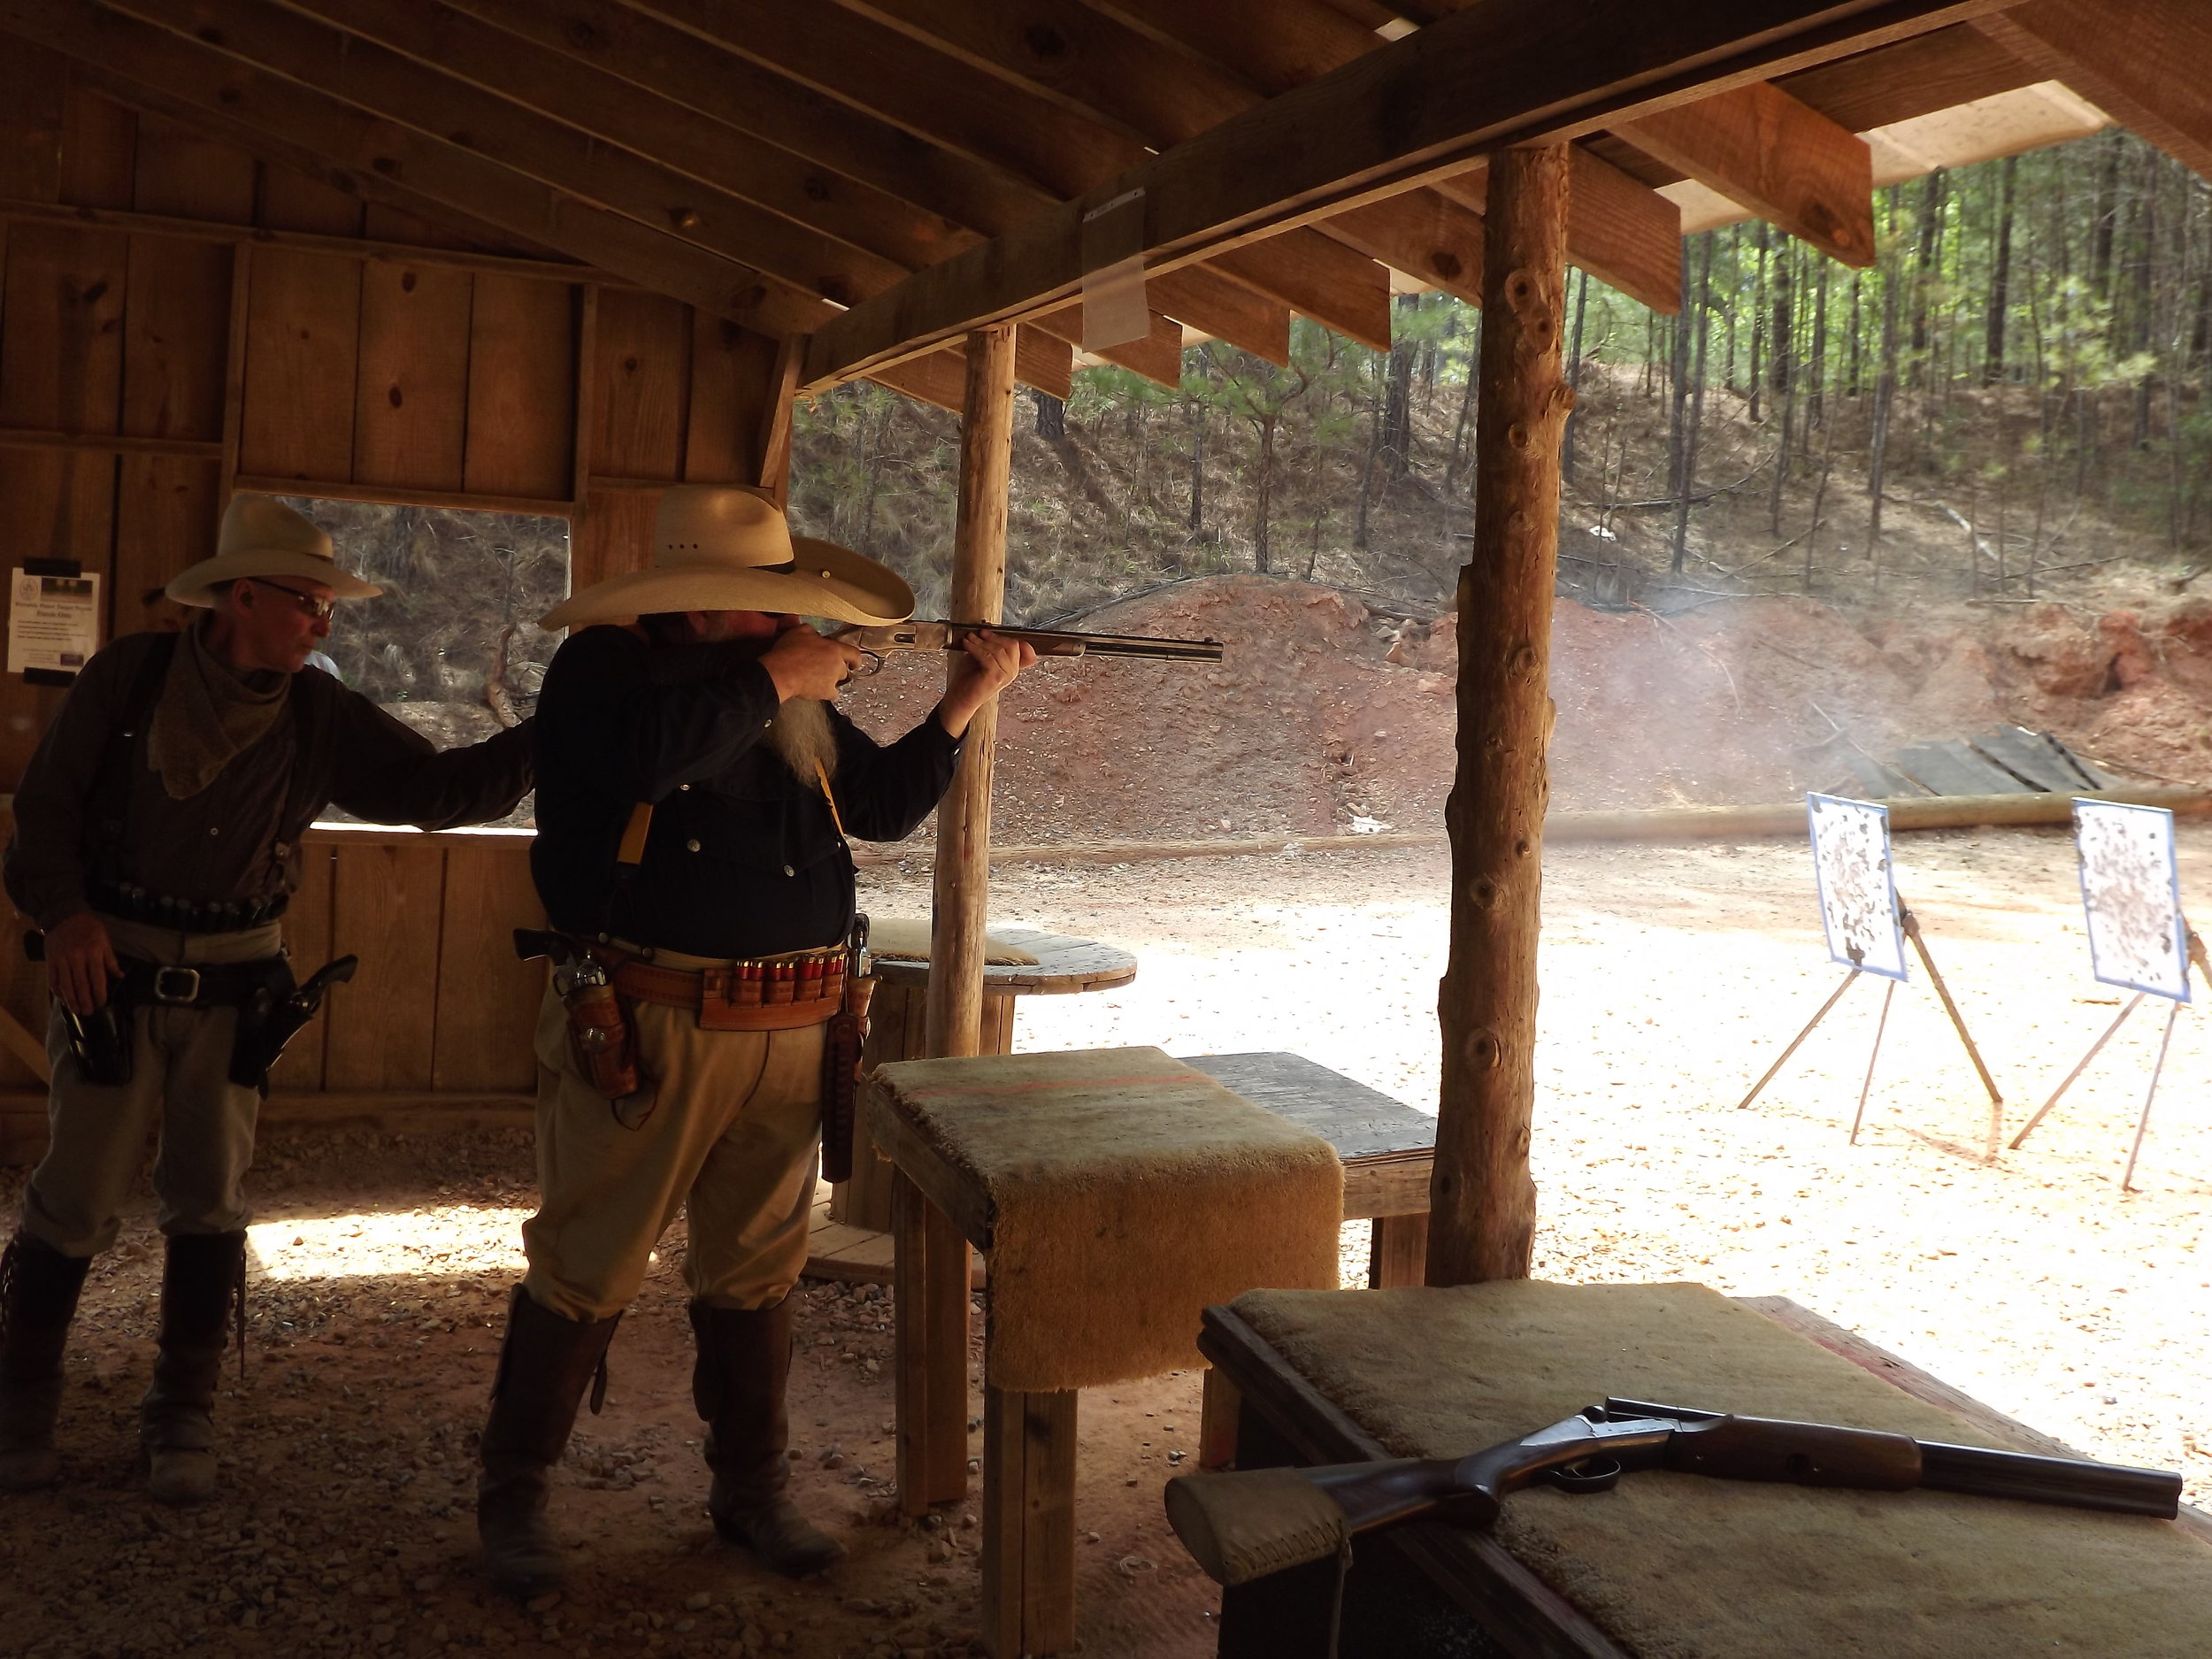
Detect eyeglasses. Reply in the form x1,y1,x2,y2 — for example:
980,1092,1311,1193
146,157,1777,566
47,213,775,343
247,579,336,622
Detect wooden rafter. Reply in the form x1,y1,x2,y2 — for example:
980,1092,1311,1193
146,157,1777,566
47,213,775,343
837,0,1480,314
278,0,976,275
445,0,1043,239
1978,0,2212,183
0,4,814,331
1094,0,1681,310
803,0,2004,387
634,0,1390,349
105,0,900,309
1615,81,1878,266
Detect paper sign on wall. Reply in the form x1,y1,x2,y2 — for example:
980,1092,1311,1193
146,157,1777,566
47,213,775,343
8,569,101,678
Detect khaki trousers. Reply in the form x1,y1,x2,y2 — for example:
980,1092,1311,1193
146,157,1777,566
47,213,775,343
520,950,827,1323
20,915,285,1258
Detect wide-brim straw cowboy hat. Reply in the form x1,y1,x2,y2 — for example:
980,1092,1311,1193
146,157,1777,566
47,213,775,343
165,495,384,607
539,488,914,632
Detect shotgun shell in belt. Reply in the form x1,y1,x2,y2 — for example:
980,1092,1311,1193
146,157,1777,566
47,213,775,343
767,961,796,1005
737,962,764,1007
799,957,825,1001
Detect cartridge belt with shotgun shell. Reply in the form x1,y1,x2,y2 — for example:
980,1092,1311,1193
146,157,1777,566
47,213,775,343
611,946,848,1032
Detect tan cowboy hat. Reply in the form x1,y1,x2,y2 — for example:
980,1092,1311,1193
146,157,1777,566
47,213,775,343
539,488,914,631
165,495,384,607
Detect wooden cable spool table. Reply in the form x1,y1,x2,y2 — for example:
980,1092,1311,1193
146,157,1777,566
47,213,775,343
806,926,1136,1282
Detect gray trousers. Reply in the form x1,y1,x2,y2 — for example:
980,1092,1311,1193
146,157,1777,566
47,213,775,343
19,915,284,1259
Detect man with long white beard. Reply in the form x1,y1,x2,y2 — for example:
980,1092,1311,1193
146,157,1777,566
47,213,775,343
478,486,1030,1594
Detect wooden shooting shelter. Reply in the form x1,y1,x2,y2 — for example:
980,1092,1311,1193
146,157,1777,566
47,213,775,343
4,0,2212,1643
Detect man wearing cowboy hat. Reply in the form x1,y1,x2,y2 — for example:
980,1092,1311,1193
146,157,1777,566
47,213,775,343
0,494,535,1505
476,487,1031,1591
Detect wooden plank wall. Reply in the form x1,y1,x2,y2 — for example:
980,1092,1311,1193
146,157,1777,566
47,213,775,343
0,826,549,1162
0,48,800,1145
0,42,788,795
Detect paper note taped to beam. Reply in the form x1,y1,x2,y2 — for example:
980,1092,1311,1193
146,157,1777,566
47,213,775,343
1808,793,1907,980
8,568,100,677
1080,187,1148,351
2074,799,2191,1001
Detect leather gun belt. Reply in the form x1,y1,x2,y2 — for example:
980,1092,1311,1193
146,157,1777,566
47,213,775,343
611,946,847,1033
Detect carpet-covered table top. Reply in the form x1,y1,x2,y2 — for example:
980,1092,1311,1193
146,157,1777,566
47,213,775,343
1228,1279,2212,1659
864,1047,1341,1390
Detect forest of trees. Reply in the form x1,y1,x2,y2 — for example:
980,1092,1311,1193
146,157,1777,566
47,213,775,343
788,126,2212,622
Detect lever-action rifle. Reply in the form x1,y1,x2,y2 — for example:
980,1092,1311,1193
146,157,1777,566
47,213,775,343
833,619,1223,674
1165,1397,2185,1588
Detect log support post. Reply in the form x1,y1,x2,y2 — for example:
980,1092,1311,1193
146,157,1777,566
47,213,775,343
1428,147,1571,1287
895,326,1016,1525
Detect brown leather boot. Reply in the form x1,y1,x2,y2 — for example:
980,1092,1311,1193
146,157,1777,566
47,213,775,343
140,1231,245,1505
477,1286,621,1597
690,1297,845,1578
0,1233,91,1491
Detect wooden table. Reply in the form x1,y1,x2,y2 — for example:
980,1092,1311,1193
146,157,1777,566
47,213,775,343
811,926,1135,1274
1198,1294,2212,1659
1182,1053,1435,1287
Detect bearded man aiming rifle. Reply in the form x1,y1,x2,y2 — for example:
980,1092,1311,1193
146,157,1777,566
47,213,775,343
477,488,1033,1593
0,495,535,1505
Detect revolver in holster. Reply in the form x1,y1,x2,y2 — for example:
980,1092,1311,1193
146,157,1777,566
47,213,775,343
515,928,644,1107
818,916,876,1186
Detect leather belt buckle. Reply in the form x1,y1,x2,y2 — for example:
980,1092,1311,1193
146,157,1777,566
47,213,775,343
152,966,202,1004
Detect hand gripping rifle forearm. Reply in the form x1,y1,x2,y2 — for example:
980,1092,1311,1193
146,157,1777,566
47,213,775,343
1164,1398,2185,1588
832,620,1225,672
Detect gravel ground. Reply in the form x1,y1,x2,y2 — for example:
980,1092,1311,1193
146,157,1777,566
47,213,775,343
4,830,2208,1659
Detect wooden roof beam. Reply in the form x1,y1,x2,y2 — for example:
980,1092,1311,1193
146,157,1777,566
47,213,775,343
544,0,1329,360
1613,80,1877,265
1978,0,2212,182
804,0,1993,386
0,3,821,334
1098,0,1681,310
104,0,906,309
445,0,1043,240
274,0,977,278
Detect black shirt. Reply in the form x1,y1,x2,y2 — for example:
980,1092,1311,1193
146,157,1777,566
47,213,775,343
4,630,537,930
530,625,961,957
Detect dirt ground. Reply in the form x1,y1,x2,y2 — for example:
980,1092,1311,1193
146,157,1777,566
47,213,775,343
7,831,2211,1658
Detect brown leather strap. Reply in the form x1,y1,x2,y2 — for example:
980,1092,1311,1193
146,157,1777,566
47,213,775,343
611,954,844,1031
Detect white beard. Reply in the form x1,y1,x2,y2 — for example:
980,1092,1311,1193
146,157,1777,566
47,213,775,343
766,695,840,786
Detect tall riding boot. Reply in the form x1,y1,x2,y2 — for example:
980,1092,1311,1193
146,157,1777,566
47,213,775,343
690,1297,845,1578
140,1231,246,1505
477,1286,622,1596
0,1233,92,1490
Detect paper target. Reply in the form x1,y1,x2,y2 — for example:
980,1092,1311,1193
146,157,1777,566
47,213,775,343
2074,799,2190,1002
1808,794,1907,981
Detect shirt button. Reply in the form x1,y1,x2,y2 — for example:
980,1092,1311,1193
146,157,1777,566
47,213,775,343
678,783,690,792
686,839,702,852
782,864,795,877
208,826,219,836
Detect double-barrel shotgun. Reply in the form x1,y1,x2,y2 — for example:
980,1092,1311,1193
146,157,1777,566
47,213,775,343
833,619,1224,674
1164,1397,2185,1588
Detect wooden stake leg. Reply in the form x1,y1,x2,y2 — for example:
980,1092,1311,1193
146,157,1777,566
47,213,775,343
1901,906,2005,1158
2122,1000,2182,1194
1848,977,1897,1146
980,1384,1078,1657
2010,993,2144,1150
893,1171,972,1516
1738,970,1860,1110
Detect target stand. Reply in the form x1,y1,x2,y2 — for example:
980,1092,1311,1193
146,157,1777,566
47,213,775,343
1740,795,2005,1160
2009,801,2202,1192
